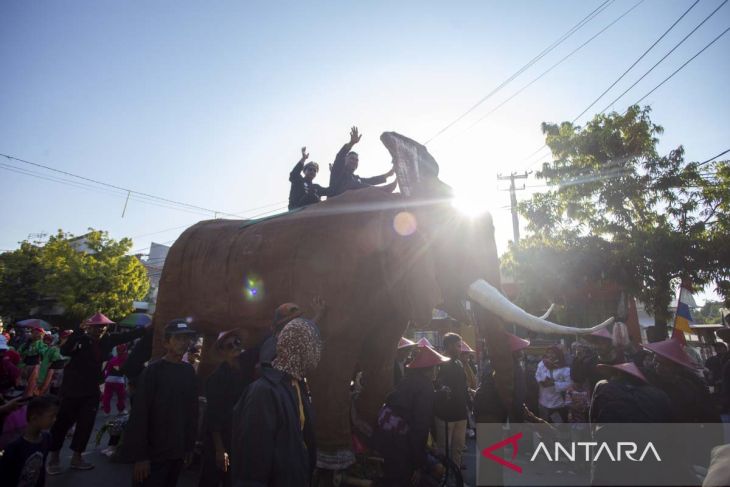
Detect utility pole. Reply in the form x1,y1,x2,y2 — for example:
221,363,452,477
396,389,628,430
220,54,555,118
497,172,529,242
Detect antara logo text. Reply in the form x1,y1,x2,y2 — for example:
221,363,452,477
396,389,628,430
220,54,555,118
481,432,661,473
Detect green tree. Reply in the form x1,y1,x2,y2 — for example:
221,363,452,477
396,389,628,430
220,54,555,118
507,106,729,333
0,229,149,322
0,241,44,321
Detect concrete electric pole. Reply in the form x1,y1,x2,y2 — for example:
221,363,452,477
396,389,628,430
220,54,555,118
497,172,529,243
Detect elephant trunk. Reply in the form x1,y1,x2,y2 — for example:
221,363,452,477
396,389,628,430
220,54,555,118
468,279,613,335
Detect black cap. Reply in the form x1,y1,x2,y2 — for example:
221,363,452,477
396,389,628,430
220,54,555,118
164,319,197,336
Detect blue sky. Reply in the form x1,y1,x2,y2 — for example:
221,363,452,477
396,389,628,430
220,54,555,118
1,1,728,298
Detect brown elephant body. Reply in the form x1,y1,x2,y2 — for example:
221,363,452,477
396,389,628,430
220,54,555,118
151,134,515,466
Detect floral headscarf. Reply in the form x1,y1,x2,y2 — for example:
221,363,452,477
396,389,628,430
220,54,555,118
272,318,322,380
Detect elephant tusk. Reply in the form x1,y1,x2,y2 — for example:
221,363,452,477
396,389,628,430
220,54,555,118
468,279,613,335
539,303,555,320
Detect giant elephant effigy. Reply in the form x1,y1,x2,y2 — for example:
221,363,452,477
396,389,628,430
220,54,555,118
151,132,612,468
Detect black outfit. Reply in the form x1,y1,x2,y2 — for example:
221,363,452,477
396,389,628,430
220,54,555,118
474,359,526,423
570,350,603,392
590,378,679,486
0,432,51,487
393,359,406,386
328,144,387,197
199,361,247,487
706,352,728,388
652,368,720,423
435,359,469,422
50,328,146,453
122,330,154,382
373,371,434,486
288,160,332,210
231,365,316,487
123,359,198,487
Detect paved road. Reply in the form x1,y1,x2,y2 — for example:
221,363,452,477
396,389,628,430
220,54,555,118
45,411,483,487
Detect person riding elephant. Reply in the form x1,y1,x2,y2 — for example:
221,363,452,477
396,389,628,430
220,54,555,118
328,126,395,197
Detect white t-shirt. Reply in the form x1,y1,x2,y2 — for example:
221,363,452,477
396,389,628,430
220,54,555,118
535,361,572,409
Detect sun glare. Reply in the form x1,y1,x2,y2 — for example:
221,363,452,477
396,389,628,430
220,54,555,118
451,190,490,217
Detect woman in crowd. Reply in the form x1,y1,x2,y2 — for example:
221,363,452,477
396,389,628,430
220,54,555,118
535,346,572,422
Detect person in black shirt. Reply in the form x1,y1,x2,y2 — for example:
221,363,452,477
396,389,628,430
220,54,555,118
231,319,321,486
199,329,246,487
47,312,147,474
434,333,469,470
288,147,333,210
1,395,59,487
124,319,199,487
374,345,449,486
328,126,395,197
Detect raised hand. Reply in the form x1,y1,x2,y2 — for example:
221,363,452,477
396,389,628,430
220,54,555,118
349,126,362,145
301,146,309,161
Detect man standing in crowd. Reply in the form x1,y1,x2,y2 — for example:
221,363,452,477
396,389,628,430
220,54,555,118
288,146,332,210
434,333,469,471
124,319,199,487
199,329,246,487
47,312,147,474
328,126,395,197
535,345,572,423
232,318,321,486
374,344,450,486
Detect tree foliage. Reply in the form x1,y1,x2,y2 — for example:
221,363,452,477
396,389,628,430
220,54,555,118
0,229,149,322
506,106,729,329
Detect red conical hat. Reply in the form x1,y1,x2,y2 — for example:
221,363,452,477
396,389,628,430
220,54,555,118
588,327,612,340
407,345,450,369
597,362,647,383
460,340,476,353
84,312,115,326
642,338,700,369
416,337,433,348
398,337,416,349
505,332,530,353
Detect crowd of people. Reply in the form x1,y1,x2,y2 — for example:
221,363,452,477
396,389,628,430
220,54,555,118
2,306,729,487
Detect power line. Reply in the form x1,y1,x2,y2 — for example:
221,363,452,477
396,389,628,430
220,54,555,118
467,0,644,130
571,0,700,122
0,162,215,217
0,152,244,218
698,148,730,166
424,0,614,144
513,0,727,172
598,0,728,113
631,25,730,107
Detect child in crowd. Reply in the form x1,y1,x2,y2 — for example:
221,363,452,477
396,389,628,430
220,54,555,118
101,344,129,414
123,319,198,487
0,395,59,487
35,334,64,396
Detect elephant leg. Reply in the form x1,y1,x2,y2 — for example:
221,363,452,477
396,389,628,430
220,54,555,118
355,316,406,428
308,344,361,466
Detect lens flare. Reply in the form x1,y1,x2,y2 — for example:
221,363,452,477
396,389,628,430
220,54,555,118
243,274,264,302
393,211,417,236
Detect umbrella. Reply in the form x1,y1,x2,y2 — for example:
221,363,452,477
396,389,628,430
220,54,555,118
16,319,51,330
118,313,152,328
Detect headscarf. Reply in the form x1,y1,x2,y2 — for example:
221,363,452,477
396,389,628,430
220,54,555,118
272,318,322,380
